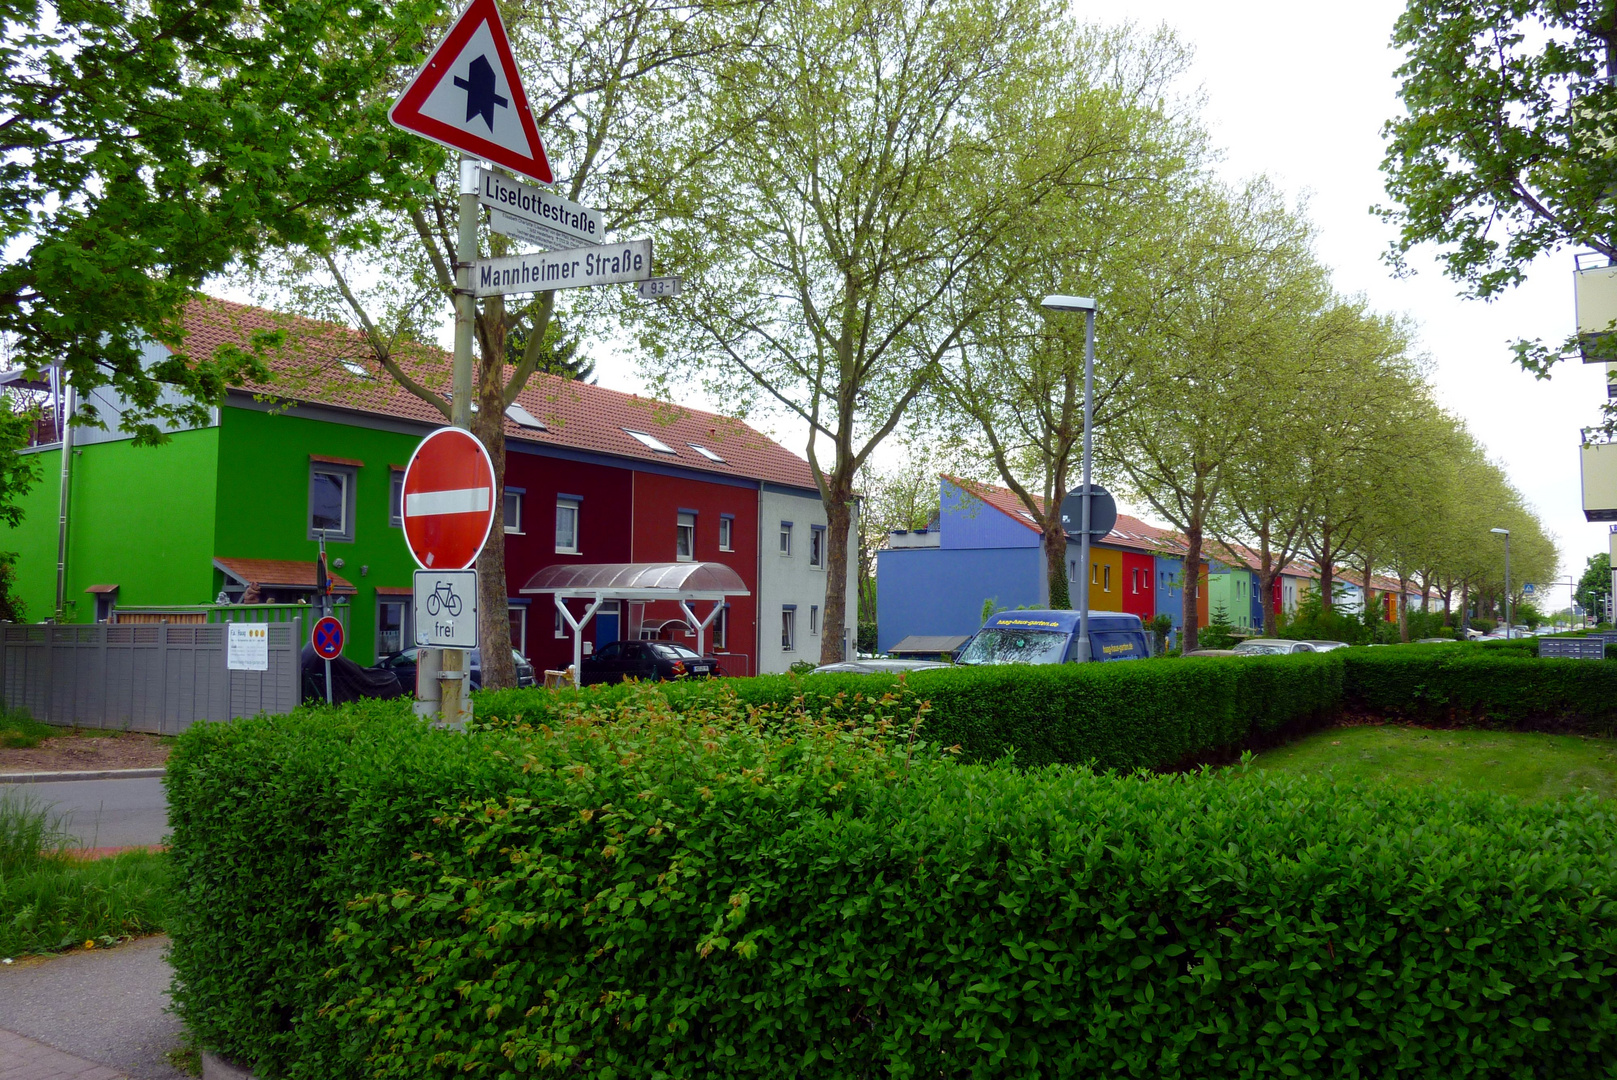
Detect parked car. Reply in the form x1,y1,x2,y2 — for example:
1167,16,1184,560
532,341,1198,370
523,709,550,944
1231,638,1317,656
1183,648,1239,658
377,647,537,692
955,610,1150,665
580,640,723,685
1302,640,1349,652
812,658,952,675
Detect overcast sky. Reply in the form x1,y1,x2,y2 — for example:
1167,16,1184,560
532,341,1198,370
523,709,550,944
1089,0,1606,601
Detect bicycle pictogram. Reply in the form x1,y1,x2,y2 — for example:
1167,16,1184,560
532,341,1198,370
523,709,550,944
425,580,463,617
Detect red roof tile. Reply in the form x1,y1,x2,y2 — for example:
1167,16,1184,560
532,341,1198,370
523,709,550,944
940,474,1188,556
180,297,817,491
214,557,357,594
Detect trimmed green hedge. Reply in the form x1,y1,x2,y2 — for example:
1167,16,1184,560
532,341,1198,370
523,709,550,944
478,653,1343,771
167,696,1617,1079
1342,644,1617,729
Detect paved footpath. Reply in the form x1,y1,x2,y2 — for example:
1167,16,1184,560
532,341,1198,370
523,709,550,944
0,936,184,1080
0,778,167,850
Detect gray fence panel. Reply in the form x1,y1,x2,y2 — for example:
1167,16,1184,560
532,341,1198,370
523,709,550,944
0,621,302,731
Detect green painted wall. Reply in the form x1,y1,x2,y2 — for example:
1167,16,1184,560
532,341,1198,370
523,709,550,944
3,431,220,623
1206,570,1254,631
215,406,424,662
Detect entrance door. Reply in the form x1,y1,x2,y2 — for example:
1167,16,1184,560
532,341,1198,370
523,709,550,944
596,601,620,648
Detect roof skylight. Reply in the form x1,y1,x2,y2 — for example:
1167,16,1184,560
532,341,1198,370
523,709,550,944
688,443,725,462
505,403,547,430
338,359,369,378
624,428,676,454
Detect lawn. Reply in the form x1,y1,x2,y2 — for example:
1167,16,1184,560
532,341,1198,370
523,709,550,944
0,791,170,958
1251,724,1617,801
0,706,54,749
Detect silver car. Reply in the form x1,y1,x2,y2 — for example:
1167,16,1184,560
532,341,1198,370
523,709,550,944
811,658,952,674
1232,638,1318,656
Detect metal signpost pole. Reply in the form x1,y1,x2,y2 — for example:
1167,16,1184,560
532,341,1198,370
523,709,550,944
1077,306,1095,664
438,154,480,729
319,531,333,705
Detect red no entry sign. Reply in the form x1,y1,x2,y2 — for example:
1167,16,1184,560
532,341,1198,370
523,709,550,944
311,616,345,660
402,427,497,571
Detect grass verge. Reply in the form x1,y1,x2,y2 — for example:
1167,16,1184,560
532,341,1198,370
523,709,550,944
1249,723,1617,801
0,791,170,958
0,706,54,749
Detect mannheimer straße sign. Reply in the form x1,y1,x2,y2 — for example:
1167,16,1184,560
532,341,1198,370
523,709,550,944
475,239,651,297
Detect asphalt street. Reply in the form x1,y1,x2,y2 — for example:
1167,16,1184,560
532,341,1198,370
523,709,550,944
0,934,184,1079
0,777,168,849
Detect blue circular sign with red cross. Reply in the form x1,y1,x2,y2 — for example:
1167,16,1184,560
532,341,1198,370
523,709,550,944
311,616,345,661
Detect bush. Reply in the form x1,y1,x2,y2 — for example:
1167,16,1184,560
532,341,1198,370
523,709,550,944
1342,644,1617,729
167,693,1617,1079
0,705,52,749
478,653,1344,772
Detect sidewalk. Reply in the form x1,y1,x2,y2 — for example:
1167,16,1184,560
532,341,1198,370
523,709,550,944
0,936,184,1080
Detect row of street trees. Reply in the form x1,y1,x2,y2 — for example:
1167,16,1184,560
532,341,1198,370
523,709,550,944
0,0,1563,669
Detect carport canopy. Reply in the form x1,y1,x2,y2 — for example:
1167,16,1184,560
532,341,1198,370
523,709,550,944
521,562,751,685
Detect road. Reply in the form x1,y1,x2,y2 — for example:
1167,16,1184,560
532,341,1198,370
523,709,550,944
0,777,168,849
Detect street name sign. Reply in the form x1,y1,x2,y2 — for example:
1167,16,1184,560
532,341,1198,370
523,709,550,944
474,239,652,297
636,276,682,299
312,616,345,661
388,0,554,185
415,569,480,648
402,427,497,570
479,168,602,248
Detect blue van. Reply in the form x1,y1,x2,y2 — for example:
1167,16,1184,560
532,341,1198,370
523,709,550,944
955,609,1151,665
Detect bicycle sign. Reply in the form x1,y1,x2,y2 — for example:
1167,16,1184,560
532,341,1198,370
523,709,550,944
414,569,478,648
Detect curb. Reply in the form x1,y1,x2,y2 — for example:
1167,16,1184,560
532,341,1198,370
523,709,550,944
0,767,166,784
203,1050,257,1080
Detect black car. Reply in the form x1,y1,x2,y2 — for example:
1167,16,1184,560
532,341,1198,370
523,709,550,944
581,640,723,685
377,647,537,692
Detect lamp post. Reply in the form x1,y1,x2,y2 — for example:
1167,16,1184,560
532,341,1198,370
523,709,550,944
1041,294,1098,661
1490,527,1511,636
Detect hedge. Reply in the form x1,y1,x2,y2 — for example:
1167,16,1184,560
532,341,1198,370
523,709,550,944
477,653,1344,772
1341,644,1617,730
167,692,1617,1079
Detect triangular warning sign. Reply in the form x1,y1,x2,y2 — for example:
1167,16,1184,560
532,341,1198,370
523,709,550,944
389,0,554,185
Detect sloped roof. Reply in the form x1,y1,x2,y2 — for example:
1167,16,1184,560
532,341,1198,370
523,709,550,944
520,561,750,598
941,474,1187,555
214,557,357,595
179,297,816,491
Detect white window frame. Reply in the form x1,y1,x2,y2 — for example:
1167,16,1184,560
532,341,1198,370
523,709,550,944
508,604,527,656
624,428,676,454
809,525,826,569
309,463,357,542
781,606,796,650
555,606,567,638
676,511,696,561
810,605,819,635
503,488,525,535
719,515,734,552
555,496,580,554
389,469,404,528
780,521,793,557
714,605,728,650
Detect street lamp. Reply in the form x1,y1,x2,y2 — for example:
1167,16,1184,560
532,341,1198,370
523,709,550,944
1042,294,1098,661
1490,527,1511,636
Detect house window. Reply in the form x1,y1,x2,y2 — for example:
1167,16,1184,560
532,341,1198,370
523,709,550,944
503,488,525,534
508,605,527,657
781,606,796,650
1091,563,1099,585
714,605,728,650
623,428,677,454
377,598,410,658
676,511,697,561
309,463,357,542
810,605,819,635
780,522,793,556
810,525,826,568
719,515,734,552
389,469,404,528
1103,565,1111,592
555,606,566,638
556,496,580,553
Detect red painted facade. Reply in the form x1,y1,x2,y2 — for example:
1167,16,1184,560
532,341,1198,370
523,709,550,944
496,450,761,677
1119,550,1155,620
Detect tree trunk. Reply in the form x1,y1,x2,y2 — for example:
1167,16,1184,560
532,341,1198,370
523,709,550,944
473,299,516,691
1181,530,1203,653
1361,550,1376,629
1397,572,1410,642
1257,521,1276,635
1045,523,1071,609
820,473,855,665
1459,579,1470,634
1317,523,1333,610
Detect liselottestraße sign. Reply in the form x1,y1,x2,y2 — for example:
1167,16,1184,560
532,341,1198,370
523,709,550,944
478,168,602,246
475,239,651,297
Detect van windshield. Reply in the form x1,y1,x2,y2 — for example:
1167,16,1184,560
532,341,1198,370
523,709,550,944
956,628,1069,665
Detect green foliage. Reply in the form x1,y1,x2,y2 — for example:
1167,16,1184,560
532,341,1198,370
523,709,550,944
0,791,170,956
0,0,443,441
1197,602,1238,649
1403,608,1456,640
0,705,50,748
168,690,1617,1079
1577,552,1610,617
480,653,1343,771
1146,612,1174,654
856,621,878,654
1343,644,1617,729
